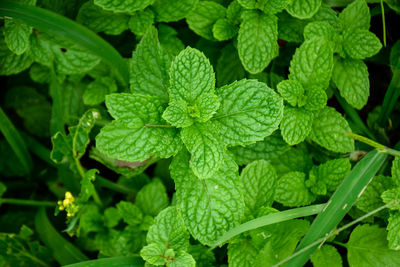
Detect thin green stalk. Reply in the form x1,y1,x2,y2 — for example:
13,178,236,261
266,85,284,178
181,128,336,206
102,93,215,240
333,90,375,140
286,150,387,266
275,202,390,266
0,198,56,207
63,256,144,267
19,251,51,267
96,176,137,195
378,59,400,126
348,132,400,157
0,106,32,174
380,0,387,47
210,204,325,249
0,0,128,85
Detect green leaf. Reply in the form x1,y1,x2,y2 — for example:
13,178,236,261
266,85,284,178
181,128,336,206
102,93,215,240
214,79,283,146
227,0,243,25
339,0,370,30
280,106,313,145
77,2,129,35
392,157,400,186
229,131,290,165
186,1,226,41
289,37,334,90
356,175,393,215
387,212,400,250
180,122,224,179
216,43,246,87
128,9,155,36
146,206,189,251
116,201,143,226
277,80,305,107
258,0,290,15
285,0,321,19
228,238,259,267
78,169,98,203
343,29,382,60
303,86,327,111
168,251,196,267
83,77,118,106
381,188,400,211
35,208,88,265
303,21,335,41
140,243,168,265
212,18,238,41
347,224,400,266
188,245,216,267
152,0,199,22
158,24,184,56
332,57,370,110
103,207,121,228
96,94,182,162
306,158,351,195
135,179,169,216
310,245,342,267
162,100,193,128
270,145,313,176
130,27,171,103
0,33,32,75
170,150,244,246
4,19,31,55
241,160,277,215
238,11,278,74
94,0,154,13
275,172,316,207
309,107,354,153
169,47,215,103
29,33,53,67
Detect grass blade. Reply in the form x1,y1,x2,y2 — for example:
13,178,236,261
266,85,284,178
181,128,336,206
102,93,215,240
63,256,144,267
0,106,32,174
35,208,89,265
286,149,387,266
378,59,400,126
210,204,325,249
0,0,129,85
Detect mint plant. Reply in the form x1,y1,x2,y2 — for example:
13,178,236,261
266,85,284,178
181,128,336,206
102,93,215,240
1,0,400,266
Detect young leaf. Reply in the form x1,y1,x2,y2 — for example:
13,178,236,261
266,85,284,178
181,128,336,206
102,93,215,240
214,79,283,146
169,47,215,103
130,27,171,103
387,212,400,250
277,79,305,107
4,19,31,55
275,172,316,207
289,37,334,90
152,0,199,22
240,160,278,215
162,100,193,128
303,86,327,111
116,201,143,226
303,21,335,41
186,1,226,41
285,0,321,19
332,58,370,110
343,29,382,60
170,150,244,246
180,122,224,179
347,224,400,266
309,107,354,153
338,0,370,30
128,9,155,36
76,2,129,35
135,179,169,216
83,77,117,106
30,33,53,67
238,11,278,74
93,0,154,13
212,18,238,41
280,106,313,145
140,243,169,265
146,206,190,251
310,245,342,267
0,33,32,75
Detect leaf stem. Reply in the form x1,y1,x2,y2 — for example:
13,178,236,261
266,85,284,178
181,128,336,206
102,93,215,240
380,0,387,47
347,132,400,157
274,202,390,267
0,198,56,207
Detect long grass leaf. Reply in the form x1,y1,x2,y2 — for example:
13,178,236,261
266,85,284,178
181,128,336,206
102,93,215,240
35,208,89,265
63,256,144,267
0,0,129,85
286,149,387,266
0,106,32,174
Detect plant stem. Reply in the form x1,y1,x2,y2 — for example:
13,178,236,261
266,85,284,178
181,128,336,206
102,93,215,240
274,203,390,267
380,0,387,47
0,198,56,207
333,90,376,140
347,132,400,157
96,176,137,195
